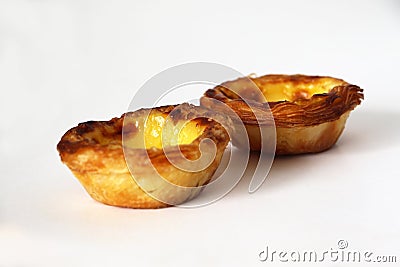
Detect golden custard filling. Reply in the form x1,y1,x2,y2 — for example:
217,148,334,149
253,77,345,102
210,75,348,104
124,110,206,149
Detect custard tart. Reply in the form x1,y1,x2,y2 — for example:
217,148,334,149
201,74,363,155
57,104,230,208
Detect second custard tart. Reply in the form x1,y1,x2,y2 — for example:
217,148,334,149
201,74,363,155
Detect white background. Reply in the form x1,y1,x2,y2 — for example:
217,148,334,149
1,0,400,266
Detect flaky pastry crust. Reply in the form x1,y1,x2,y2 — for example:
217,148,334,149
57,104,230,208
201,74,363,154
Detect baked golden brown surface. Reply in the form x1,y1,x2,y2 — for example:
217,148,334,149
57,104,230,208
201,74,363,154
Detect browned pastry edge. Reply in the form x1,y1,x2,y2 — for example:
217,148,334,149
202,74,363,127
